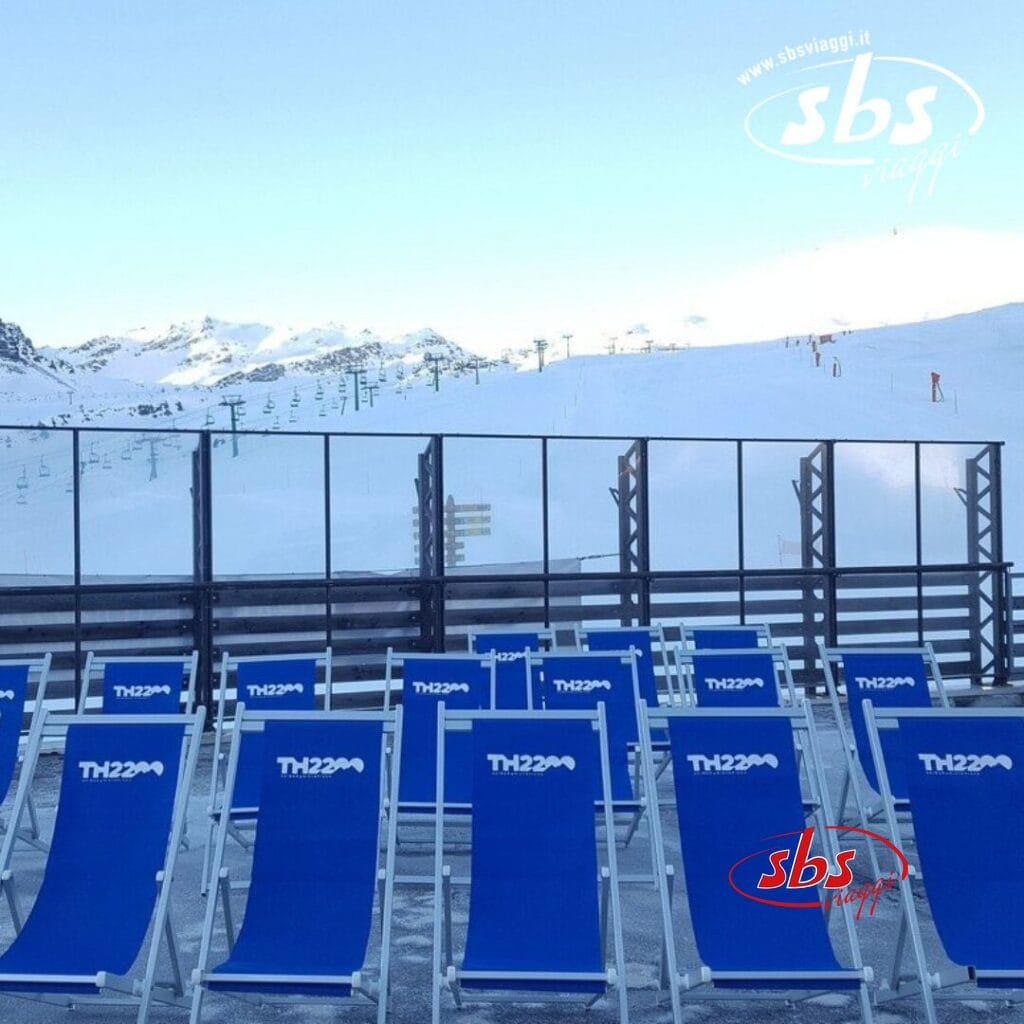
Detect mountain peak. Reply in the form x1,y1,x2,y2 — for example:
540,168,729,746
0,318,36,363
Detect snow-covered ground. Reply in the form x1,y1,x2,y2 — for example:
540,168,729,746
1,303,1021,577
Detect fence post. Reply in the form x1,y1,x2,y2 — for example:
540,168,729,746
191,432,214,709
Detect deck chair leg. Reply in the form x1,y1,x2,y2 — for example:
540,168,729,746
837,765,851,823
25,790,40,840
187,982,205,1024
889,911,908,991
659,867,675,993
857,981,874,1024
162,911,184,997
1,870,23,932
218,870,237,953
621,803,644,847
200,819,216,897
441,867,455,978
599,867,610,965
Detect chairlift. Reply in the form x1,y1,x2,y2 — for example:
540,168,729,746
315,380,325,400
204,410,215,427
330,398,339,410
65,478,73,494
16,467,28,491
318,404,327,417
88,443,100,466
378,367,387,383
272,416,281,431
102,454,112,470
120,443,132,462
16,490,26,506
263,394,275,414
3,436,11,449
38,457,50,478
290,389,300,409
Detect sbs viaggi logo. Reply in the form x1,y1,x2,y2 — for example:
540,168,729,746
738,30,984,202
729,824,909,920
79,760,165,780
277,755,365,777
486,753,576,774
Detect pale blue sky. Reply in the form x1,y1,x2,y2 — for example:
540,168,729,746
1,1,1021,350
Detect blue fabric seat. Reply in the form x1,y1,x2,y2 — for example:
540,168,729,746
535,653,641,803
389,655,491,807
193,711,399,1022
639,705,873,1023
0,711,202,1022
866,707,1024,1021
469,629,550,709
435,710,628,1023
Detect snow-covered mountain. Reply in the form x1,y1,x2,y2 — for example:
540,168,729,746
1,300,1023,575
34,317,498,389
0,319,74,385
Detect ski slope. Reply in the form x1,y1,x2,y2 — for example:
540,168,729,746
0,303,1021,577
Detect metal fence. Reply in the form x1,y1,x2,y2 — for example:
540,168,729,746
0,425,1013,705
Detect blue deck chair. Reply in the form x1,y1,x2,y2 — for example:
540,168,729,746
433,707,628,1024
676,646,799,708
0,655,50,851
468,627,554,709
79,651,199,714
575,625,674,706
0,708,204,1023
528,651,641,805
384,650,494,808
820,642,949,832
864,705,1024,1022
191,707,401,1024
681,622,773,650
202,649,332,895
637,703,874,1024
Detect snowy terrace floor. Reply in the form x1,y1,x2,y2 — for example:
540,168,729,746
0,701,1019,1024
